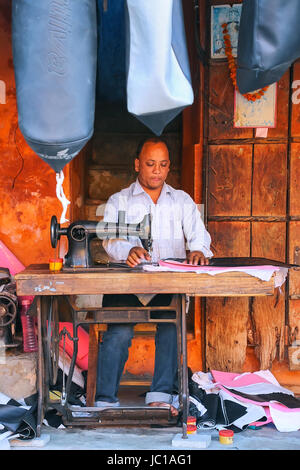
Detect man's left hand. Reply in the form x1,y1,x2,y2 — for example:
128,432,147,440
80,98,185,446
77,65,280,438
185,251,210,266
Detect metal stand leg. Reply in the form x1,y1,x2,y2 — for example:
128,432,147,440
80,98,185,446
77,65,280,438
181,294,188,439
63,309,79,406
176,295,183,423
36,296,43,438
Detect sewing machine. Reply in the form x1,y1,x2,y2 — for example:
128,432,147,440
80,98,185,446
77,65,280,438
0,268,19,348
50,212,153,269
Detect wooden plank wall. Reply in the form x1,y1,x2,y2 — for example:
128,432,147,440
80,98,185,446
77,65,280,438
205,0,300,374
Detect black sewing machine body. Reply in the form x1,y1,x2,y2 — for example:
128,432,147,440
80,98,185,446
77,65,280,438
50,212,152,269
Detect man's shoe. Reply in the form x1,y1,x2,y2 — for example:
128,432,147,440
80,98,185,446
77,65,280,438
94,400,120,408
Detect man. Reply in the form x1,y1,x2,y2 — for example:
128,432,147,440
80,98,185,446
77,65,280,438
95,138,213,415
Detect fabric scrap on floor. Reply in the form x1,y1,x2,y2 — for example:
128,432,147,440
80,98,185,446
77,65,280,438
188,369,300,433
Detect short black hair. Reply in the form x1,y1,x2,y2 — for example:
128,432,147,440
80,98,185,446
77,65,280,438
136,137,170,159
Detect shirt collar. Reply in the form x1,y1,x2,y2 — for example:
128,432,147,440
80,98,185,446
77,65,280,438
132,178,173,199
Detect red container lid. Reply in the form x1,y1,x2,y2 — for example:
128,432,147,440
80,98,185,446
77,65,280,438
219,430,234,437
49,258,63,263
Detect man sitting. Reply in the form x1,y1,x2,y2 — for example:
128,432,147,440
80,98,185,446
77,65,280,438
95,137,213,416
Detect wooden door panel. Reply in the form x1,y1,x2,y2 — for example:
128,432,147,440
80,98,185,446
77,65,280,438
252,292,286,369
208,221,250,257
251,222,286,262
289,222,300,264
208,145,252,216
288,300,300,342
251,221,286,368
206,297,249,372
287,300,300,370
289,269,300,296
267,71,289,139
290,143,300,216
291,60,300,137
208,63,253,141
252,144,287,217
206,220,250,372
289,206,300,298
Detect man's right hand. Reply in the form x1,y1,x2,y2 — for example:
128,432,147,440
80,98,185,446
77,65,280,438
126,246,151,267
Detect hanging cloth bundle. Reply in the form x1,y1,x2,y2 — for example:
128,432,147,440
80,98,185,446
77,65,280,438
12,0,97,222
125,0,194,135
237,0,300,94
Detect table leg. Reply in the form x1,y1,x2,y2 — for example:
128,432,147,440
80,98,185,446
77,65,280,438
181,294,188,439
36,295,43,438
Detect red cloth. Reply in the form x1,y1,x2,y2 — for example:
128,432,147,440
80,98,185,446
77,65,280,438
58,322,89,370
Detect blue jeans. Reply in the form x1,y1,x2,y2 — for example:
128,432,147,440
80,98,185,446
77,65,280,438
95,294,178,405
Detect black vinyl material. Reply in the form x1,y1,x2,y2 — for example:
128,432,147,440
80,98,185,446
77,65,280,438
12,0,97,173
237,0,300,93
167,257,298,268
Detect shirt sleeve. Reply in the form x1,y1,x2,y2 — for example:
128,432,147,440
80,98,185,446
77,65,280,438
182,193,214,258
101,194,141,262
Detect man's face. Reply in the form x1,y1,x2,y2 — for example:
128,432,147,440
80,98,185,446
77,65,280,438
135,141,170,190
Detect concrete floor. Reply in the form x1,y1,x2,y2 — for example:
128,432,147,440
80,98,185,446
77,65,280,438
9,423,300,451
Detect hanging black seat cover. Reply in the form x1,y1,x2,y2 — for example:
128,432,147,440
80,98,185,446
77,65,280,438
12,0,97,173
237,0,300,94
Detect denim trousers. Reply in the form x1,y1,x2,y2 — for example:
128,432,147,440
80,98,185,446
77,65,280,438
95,294,178,405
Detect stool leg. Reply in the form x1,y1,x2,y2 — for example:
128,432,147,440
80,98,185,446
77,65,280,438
86,324,99,406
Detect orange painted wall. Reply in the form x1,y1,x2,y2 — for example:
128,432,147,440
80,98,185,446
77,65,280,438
0,2,71,268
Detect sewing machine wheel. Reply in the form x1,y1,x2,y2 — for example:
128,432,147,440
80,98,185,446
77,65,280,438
0,293,17,327
50,215,59,249
45,296,60,386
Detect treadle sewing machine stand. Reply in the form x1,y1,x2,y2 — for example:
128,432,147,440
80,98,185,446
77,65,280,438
47,293,186,430
15,264,277,439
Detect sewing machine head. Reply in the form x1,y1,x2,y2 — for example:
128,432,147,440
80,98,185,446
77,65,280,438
50,212,152,269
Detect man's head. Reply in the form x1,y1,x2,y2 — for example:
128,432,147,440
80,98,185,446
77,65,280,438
135,138,170,191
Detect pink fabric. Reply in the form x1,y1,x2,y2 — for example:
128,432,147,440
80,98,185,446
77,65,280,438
211,370,273,387
270,402,300,413
211,369,289,408
0,240,25,276
211,370,300,428
159,259,280,273
250,407,273,427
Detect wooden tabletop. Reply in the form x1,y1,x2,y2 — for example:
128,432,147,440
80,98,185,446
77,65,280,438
15,264,276,297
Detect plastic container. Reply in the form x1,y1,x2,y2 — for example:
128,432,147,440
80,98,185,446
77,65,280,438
187,416,196,425
20,298,38,353
49,258,63,272
187,416,197,434
187,425,197,435
219,429,234,445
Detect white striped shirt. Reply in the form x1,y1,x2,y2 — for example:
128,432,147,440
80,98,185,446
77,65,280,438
102,179,213,263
